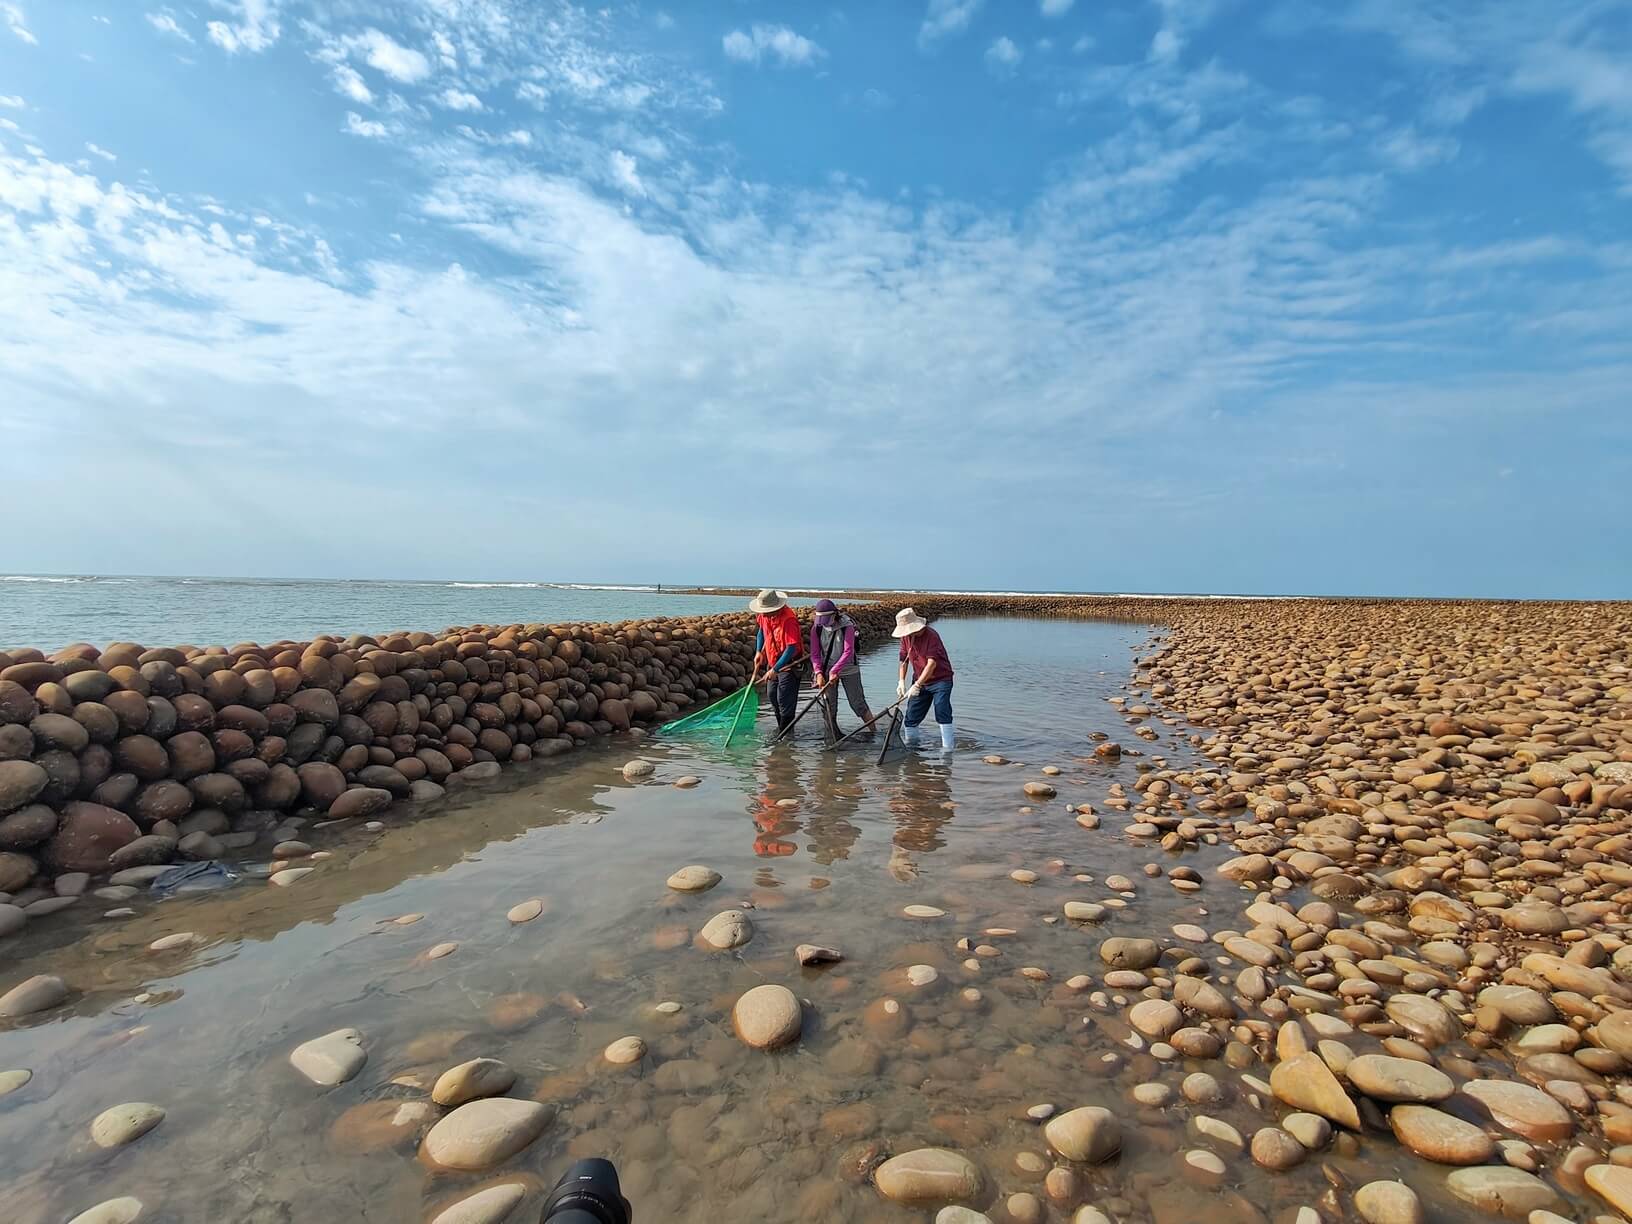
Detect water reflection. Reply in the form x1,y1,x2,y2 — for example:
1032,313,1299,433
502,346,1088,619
3,618,1225,1224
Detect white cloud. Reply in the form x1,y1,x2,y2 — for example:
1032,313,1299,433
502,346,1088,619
436,88,483,112
145,11,194,43
504,129,532,147
1150,27,1181,61
332,64,373,105
1377,125,1459,170
1041,0,1074,15
204,0,279,54
1072,34,1094,53
722,24,825,68
608,149,644,196
431,30,456,69
0,94,22,108
85,142,117,162
655,12,675,31
343,111,387,139
919,0,984,49
3,2,37,45
985,36,1022,73
358,28,430,83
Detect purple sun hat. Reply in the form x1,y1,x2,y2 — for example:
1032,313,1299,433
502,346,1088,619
814,598,838,623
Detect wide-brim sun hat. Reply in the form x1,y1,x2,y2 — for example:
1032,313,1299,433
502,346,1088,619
814,598,838,622
748,589,789,613
892,607,928,638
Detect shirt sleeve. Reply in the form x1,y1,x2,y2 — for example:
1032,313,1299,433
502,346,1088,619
774,645,797,670
808,623,821,666
755,626,764,653
831,624,856,673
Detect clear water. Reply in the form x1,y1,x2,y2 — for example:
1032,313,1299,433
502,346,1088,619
0,617,1511,1223
0,576,831,653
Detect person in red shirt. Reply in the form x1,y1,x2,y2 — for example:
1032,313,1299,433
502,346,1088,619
749,589,804,732
893,607,956,751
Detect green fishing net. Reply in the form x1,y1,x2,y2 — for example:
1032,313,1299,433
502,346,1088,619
660,684,760,740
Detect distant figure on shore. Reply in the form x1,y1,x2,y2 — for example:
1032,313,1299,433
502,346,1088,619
893,607,956,751
810,598,876,739
749,589,804,732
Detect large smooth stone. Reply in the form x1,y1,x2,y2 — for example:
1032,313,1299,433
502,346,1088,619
1385,994,1461,1046
1099,938,1159,970
1587,1164,1632,1218
0,1068,31,1096
45,802,140,872
421,1098,555,1170
1044,1106,1122,1163
1354,1181,1422,1224
1389,1105,1494,1165
91,1102,165,1148
289,1028,367,1086
732,984,802,1049
429,1182,530,1224
1270,1052,1360,1129
666,865,721,892
329,787,393,819
1345,1054,1453,1103
1445,1167,1560,1219
0,760,48,814
0,903,26,937
874,1148,984,1204
699,909,754,950
67,1199,145,1224
0,973,67,1017
1460,1079,1574,1141
433,1058,517,1106
1595,1009,1632,1058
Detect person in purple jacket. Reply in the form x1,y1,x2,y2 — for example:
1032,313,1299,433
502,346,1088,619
809,598,877,738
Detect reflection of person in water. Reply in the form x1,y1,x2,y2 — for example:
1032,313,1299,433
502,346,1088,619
804,747,864,865
749,741,803,858
885,756,955,879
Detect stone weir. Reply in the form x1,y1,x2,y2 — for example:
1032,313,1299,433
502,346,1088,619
4,592,1629,927
0,592,1118,920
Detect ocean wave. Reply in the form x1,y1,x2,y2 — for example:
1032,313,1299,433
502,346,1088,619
448,582,543,589
552,583,657,592
1,575,86,583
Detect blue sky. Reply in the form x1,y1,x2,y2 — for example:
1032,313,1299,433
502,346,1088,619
0,0,1628,597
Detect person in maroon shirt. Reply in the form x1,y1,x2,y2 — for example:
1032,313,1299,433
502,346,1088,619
892,607,955,751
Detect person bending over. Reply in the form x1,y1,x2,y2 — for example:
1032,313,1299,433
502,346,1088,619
810,598,876,739
893,607,955,751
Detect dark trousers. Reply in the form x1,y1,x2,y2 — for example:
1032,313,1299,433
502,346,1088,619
770,668,800,729
820,669,872,735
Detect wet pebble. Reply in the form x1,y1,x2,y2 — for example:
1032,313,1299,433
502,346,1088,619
604,1036,646,1065
421,1098,555,1170
0,973,67,1017
433,1058,517,1106
90,1102,165,1148
666,865,720,892
288,1028,367,1086
506,898,545,924
732,984,802,1050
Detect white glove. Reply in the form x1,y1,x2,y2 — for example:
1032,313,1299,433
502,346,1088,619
896,679,907,699
907,683,922,699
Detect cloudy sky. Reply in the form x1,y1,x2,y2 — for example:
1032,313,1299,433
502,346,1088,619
1,1,1628,597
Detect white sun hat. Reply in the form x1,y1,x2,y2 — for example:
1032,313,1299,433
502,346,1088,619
748,589,789,613
892,607,928,637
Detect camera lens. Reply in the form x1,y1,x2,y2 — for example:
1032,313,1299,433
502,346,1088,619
542,1157,631,1224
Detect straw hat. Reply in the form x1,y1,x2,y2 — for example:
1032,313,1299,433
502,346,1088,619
748,589,789,613
892,607,928,637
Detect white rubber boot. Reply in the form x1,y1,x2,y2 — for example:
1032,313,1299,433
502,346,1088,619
902,723,921,747
939,721,955,751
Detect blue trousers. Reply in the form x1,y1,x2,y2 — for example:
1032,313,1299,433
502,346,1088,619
904,678,954,727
